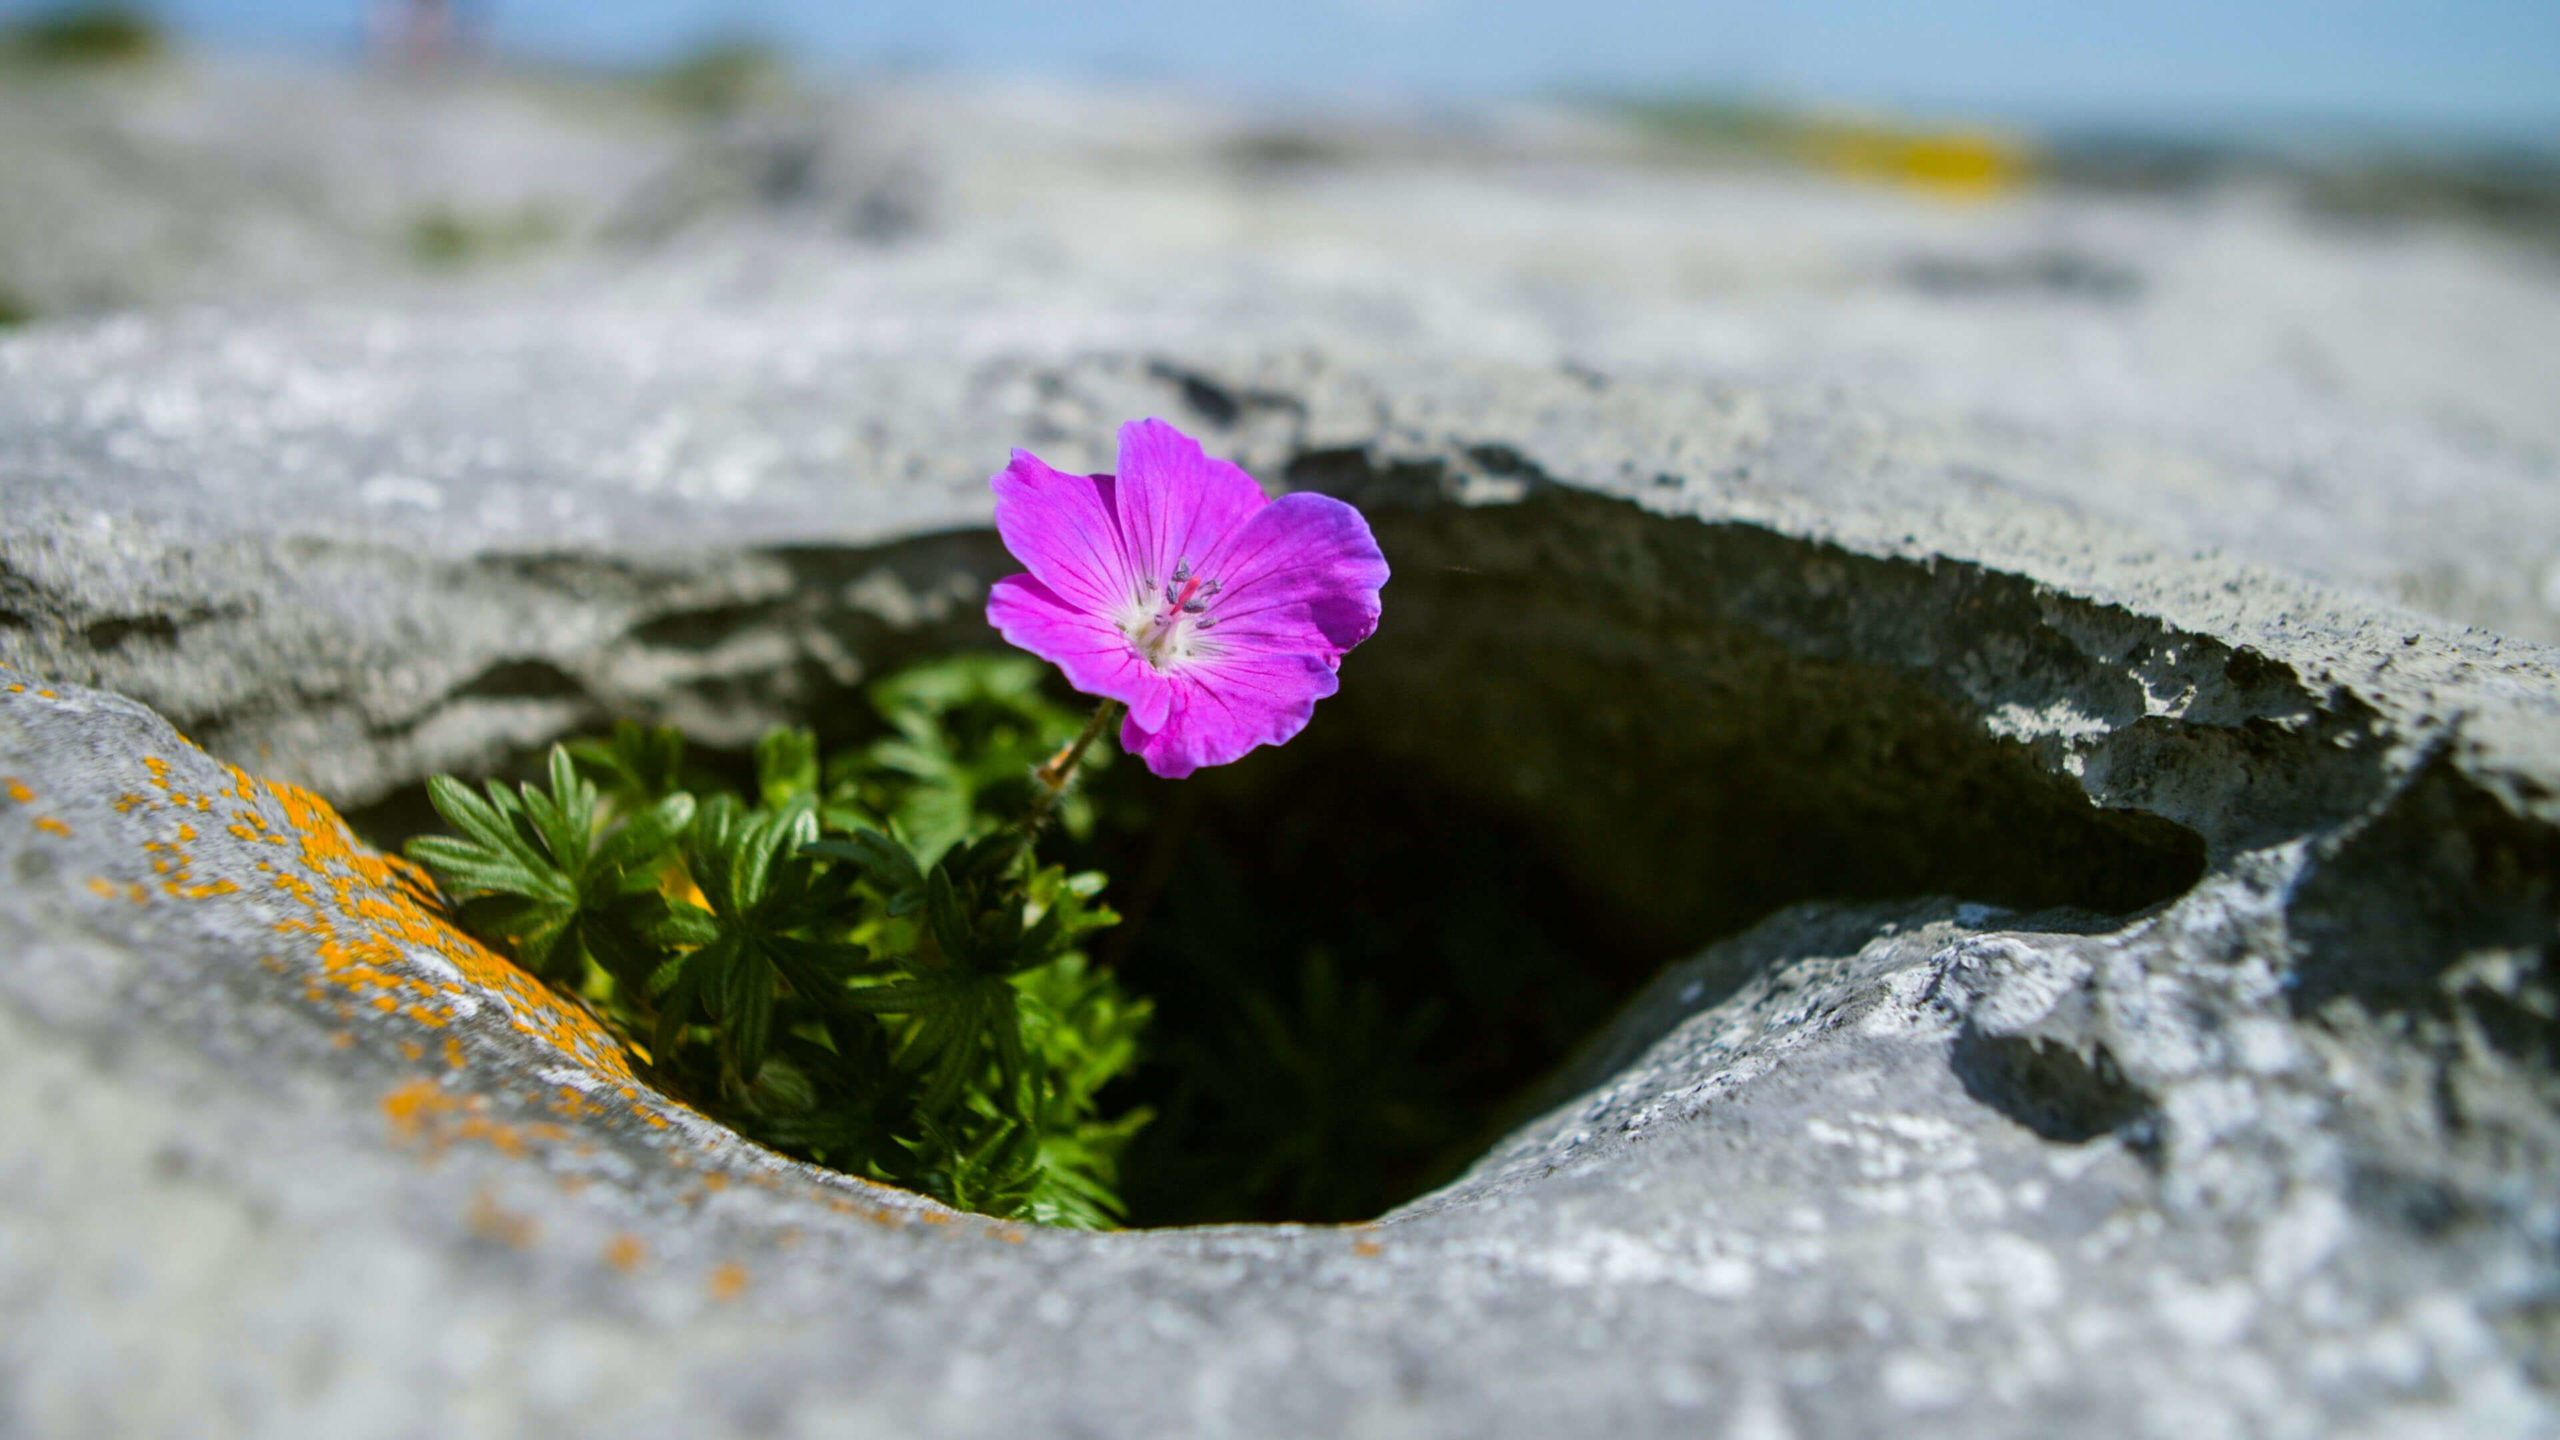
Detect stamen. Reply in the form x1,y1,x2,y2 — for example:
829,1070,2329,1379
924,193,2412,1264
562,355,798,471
1181,600,1206,614
1172,558,1191,583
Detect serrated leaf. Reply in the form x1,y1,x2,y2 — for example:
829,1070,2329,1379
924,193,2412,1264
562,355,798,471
652,902,720,948
756,727,820,811
727,957,775,1081
599,791,692,874
654,947,718,1056
924,866,972,969
838,977,956,1014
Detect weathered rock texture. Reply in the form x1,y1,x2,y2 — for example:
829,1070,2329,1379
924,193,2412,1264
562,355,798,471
4,334,2559,1438
5,57,2560,1440
8,62,2560,641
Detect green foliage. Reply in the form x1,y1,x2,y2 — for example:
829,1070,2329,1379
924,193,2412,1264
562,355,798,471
829,652,1103,865
405,656,1149,1228
652,38,786,118
3,5,163,66
403,204,562,271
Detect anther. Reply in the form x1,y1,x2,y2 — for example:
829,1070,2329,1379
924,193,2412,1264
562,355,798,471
1181,600,1207,614
1172,558,1191,583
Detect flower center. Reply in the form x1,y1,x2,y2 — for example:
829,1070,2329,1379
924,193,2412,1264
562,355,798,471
1121,558,1223,671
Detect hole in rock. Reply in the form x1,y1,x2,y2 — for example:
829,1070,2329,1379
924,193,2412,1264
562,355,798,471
346,495,2210,1226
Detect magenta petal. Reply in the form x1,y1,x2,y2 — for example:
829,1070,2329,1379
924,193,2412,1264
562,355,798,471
1112,418,1269,588
986,575,1175,731
986,419,1386,780
990,449,1135,615
1121,650,1342,778
1197,491,1390,655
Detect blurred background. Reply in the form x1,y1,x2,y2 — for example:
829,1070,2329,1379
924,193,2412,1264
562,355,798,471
3,1,2556,636
3,1,2558,1221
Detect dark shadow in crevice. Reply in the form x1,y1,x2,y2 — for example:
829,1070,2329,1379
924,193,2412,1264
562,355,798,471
1951,1028,2158,1149
2288,748,2560,1061
340,482,2441,1226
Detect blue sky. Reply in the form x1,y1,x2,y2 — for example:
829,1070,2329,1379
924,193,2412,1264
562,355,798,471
18,0,2560,139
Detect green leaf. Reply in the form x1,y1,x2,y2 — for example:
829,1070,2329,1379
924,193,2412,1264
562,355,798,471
726,955,775,1081
654,946,719,1056
566,720,690,808
919,865,964,960
803,828,924,914
599,791,693,875
397,654,1147,1229
756,726,821,812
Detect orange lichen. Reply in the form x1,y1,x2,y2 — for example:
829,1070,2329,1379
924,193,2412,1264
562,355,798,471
4,778,31,803
466,1189,539,1249
381,1078,453,1138
31,730,950,1227
32,816,70,838
707,1262,749,1302
605,1234,647,1273
380,1078,568,1160
153,760,649,1087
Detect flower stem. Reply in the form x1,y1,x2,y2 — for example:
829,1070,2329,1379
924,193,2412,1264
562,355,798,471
1022,698,1122,837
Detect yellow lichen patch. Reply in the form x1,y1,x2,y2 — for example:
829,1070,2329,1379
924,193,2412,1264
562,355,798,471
707,1262,749,1302
4,778,32,804
466,1189,540,1250
605,1233,647,1273
546,1086,605,1120
382,1077,457,1141
380,1078,569,1160
69,737,967,1226
32,816,70,838
162,760,649,1088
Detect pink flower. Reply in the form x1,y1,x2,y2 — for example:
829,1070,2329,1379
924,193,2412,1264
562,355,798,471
985,418,1389,779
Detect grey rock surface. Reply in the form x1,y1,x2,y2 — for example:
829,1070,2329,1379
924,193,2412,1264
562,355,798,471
4,61,2560,1440
5,63,2558,639
4,337,2559,1438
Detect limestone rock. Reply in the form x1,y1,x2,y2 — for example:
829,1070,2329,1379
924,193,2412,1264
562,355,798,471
2,323,2557,1437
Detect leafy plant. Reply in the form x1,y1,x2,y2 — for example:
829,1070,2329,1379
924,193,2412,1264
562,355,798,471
404,655,1150,1228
